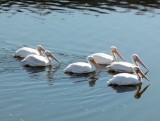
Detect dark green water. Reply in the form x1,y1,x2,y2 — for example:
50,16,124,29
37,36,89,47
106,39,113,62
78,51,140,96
0,0,160,121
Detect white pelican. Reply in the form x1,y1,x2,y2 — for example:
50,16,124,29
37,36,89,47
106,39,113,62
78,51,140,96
106,54,149,73
22,50,60,67
13,45,45,58
64,56,101,74
90,46,125,65
107,66,149,86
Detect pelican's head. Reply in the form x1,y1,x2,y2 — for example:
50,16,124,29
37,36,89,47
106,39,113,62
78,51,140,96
132,54,139,60
110,46,125,61
111,46,117,51
133,67,149,81
87,56,101,69
87,56,94,61
36,45,45,55
133,66,140,73
45,50,60,64
132,54,149,71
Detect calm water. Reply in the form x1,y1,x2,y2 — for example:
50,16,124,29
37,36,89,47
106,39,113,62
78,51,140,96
0,0,160,121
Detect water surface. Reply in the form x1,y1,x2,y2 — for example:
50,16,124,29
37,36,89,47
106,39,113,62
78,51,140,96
0,0,160,121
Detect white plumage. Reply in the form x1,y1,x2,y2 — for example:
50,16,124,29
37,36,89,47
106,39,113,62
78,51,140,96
90,46,125,65
108,73,139,85
22,50,60,67
107,67,149,86
13,45,45,58
64,56,101,74
106,54,148,73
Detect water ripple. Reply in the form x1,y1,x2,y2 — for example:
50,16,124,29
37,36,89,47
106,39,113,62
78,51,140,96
0,0,160,15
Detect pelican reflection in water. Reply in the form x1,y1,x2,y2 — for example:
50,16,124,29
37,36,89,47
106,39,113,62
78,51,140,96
23,65,60,85
73,77,98,87
109,84,150,99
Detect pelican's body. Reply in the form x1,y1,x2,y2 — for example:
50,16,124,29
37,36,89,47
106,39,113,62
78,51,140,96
13,45,45,58
107,73,140,85
64,56,100,74
106,54,148,73
106,61,136,73
65,62,94,73
22,55,50,67
107,67,149,86
90,46,125,65
91,53,114,65
22,50,60,67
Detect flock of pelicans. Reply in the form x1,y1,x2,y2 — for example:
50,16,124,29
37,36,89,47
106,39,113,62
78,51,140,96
13,45,150,86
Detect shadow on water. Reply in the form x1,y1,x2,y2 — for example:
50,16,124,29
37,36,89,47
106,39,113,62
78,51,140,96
23,65,60,85
23,66,47,74
65,71,98,78
0,0,160,15
109,84,150,99
73,77,98,87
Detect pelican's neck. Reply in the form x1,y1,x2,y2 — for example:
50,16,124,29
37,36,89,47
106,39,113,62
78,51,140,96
132,58,138,66
88,59,101,77
111,51,116,61
39,50,43,56
37,49,43,56
45,55,52,63
134,71,142,82
88,60,96,70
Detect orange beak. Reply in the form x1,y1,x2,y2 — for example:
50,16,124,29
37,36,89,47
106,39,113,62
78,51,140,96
134,56,149,71
137,68,150,81
113,49,125,61
50,54,61,64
